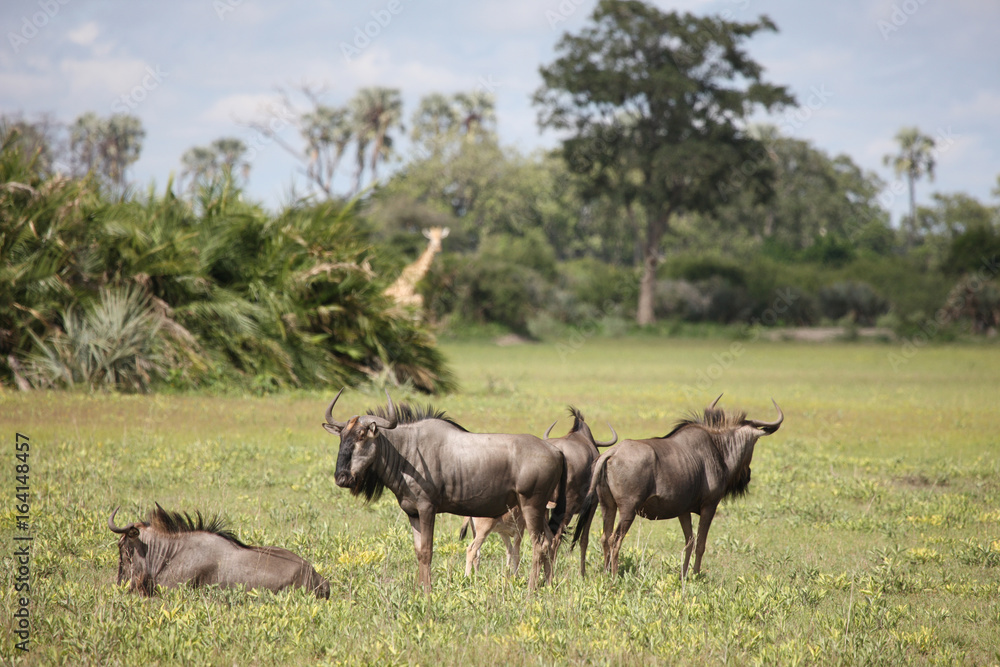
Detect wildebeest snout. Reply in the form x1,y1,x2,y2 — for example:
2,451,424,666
334,470,353,487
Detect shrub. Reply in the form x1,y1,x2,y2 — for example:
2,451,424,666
941,276,1000,334
817,281,889,326
26,287,168,392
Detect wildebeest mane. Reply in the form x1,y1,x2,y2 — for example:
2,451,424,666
149,503,248,547
661,408,753,501
661,407,748,438
567,406,585,433
366,402,468,432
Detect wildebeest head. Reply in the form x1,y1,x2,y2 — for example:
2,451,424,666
322,388,398,496
108,506,156,595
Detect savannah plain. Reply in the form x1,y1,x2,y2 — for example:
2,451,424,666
2,338,999,665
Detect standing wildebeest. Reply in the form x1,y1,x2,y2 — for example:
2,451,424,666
322,390,567,592
109,504,330,598
575,395,783,577
461,406,616,578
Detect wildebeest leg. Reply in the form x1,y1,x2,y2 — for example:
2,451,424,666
464,517,493,576
497,531,516,574
576,501,597,578
609,506,636,577
519,500,552,590
598,493,618,573
692,505,716,575
408,512,436,593
678,512,695,577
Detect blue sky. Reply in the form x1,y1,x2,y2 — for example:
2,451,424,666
2,0,999,222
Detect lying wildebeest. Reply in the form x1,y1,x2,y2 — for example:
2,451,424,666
109,504,330,598
322,389,567,592
575,395,783,577
461,406,616,578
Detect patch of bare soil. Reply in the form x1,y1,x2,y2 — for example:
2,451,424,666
762,327,895,342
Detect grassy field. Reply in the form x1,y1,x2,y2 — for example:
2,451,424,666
2,338,999,665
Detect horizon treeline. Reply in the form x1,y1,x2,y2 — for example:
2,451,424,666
3,2,1000,393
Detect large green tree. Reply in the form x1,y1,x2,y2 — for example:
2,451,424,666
706,126,890,258
534,0,794,324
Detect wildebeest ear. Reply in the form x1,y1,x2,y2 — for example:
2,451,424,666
366,422,378,435
322,423,342,435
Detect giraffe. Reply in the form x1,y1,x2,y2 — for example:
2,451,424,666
383,227,450,311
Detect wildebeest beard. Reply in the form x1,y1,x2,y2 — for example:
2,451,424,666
336,430,388,503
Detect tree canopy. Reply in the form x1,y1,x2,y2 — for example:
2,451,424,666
534,0,795,323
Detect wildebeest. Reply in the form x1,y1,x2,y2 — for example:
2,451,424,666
575,395,783,577
109,504,330,598
461,406,617,578
322,389,567,592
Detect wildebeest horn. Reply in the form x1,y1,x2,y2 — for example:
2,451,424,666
708,393,723,410
747,399,784,434
543,420,558,439
108,506,128,534
324,388,348,429
594,423,618,447
366,390,397,429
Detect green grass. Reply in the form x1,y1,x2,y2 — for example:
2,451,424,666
2,338,999,665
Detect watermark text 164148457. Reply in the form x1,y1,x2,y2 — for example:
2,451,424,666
13,432,32,653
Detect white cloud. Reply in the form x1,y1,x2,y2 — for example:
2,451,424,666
949,91,1000,121
67,21,100,47
58,56,151,100
201,93,286,124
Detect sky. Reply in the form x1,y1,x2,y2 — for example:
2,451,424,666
2,0,999,223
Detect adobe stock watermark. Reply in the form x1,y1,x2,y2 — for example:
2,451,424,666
213,0,245,20
244,102,296,164
477,75,501,95
679,287,799,401
877,0,932,40
554,298,625,362
340,0,406,63
7,0,72,54
546,0,587,30
111,65,168,114
887,254,998,371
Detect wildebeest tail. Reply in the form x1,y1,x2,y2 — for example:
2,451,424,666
547,455,569,539
458,516,476,541
572,451,611,549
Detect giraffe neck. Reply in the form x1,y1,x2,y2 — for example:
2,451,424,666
385,242,440,301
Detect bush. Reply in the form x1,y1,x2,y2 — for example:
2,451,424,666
1,138,455,393
942,276,1000,334
817,281,889,326
26,287,169,392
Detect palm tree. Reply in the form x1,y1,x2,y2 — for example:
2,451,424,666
210,137,249,181
884,126,936,239
69,112,145,189
411,93,458,153
180,146,217,192
102,114,145,188
453,91,496,143
349,87,403,191
301,105,350,197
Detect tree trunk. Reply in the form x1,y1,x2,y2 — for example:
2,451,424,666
636,212,669,326
906,170,917,246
